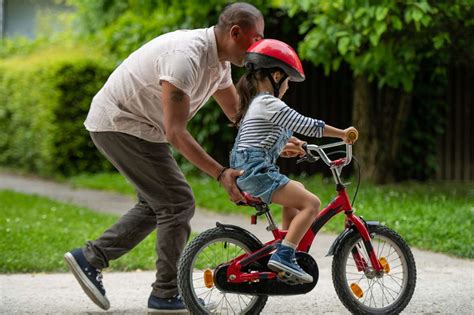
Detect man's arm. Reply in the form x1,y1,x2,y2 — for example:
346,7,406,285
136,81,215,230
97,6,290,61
161,81,244,202
213,85,240,123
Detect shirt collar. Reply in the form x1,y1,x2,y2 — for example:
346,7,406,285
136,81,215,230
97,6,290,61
206,26,220,69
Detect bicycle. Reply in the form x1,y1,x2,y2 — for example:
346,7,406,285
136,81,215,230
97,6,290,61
177,140,417,314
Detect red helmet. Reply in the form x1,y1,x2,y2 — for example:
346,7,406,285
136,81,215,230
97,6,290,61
245,39,305,82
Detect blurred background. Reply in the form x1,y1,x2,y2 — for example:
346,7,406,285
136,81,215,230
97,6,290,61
0,0,473,184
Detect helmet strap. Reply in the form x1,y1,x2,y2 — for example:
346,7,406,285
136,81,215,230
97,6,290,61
266,71,288,97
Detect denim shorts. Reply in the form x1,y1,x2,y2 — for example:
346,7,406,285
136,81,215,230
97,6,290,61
230,148,290,204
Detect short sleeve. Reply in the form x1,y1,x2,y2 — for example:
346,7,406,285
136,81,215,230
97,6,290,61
258,95,288,119
216,63,233,90
156,52,198,96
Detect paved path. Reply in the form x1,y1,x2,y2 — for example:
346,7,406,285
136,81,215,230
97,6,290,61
1,172,473,314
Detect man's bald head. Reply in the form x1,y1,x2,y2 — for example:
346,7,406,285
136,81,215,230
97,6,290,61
216,2,263,32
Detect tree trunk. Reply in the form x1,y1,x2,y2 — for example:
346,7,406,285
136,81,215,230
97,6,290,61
352,75,412,184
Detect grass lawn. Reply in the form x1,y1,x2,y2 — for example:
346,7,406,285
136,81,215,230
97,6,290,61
0,190,159,273
69,172,474,259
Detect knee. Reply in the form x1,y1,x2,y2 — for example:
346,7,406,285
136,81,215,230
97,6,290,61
306,196,321,216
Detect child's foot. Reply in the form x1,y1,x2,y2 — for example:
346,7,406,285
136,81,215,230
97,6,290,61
267,244,313,284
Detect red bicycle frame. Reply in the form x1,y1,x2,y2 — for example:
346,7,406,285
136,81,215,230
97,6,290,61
226,142,383,284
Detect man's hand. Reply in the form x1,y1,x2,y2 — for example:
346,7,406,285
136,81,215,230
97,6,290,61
219,168,245,204
281,137,307,158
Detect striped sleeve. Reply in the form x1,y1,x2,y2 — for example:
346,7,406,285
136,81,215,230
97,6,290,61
267,104,325,138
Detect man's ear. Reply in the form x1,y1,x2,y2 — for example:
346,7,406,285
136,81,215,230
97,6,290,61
230,25,241,40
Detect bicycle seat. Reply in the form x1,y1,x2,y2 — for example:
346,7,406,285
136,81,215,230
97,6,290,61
238,192,265,206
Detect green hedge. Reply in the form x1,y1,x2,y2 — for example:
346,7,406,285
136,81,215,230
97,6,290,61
0,47,114,176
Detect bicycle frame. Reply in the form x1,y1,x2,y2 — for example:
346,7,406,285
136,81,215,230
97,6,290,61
226,142,383,284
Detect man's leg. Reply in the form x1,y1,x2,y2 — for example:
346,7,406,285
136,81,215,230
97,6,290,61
89,131,195,299
83,195,156,268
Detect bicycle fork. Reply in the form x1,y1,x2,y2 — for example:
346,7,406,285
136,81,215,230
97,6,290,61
346,213,384,275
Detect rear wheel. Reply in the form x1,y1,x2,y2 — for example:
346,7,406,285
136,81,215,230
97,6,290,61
178,227,268,314
332,225,416,314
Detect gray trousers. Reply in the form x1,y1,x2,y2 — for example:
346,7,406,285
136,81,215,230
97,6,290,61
83,131,195,298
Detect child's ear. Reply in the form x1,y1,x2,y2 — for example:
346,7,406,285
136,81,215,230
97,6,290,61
272,71,282,82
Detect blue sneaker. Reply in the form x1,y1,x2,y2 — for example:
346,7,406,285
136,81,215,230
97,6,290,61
267,244,313,284
148,294,187,313
64,248,110,310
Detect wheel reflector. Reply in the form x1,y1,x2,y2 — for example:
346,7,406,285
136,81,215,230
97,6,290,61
379,256,390,273
350,283,364,298
204,268,214,288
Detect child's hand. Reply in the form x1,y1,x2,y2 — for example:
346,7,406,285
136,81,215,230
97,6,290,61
343,127,358,144
281,137,306,158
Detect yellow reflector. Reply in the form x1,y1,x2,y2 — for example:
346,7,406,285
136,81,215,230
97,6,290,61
203,269,214,288
350,283,364,298
379,257,390,273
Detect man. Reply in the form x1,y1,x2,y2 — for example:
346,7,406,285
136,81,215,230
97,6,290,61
64,3,264,313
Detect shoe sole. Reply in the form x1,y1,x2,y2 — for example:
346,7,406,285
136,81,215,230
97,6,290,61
147,299,217,314
268,260,313,283
64,252,110,310
147,308,189,314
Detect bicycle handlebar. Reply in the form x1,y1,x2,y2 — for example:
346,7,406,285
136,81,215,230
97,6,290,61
302,141,352,168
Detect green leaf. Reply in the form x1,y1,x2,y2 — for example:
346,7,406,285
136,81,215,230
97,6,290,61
338,37,350,55
415,1,432,13
332,57,342,70
433,35,445,49
323,63,331,76
355,8,366,19
344,13,353,24
376,7,389,21
370,33,380,46
404,9,413,23
421,15,431,27
375,21,387,37
412,7,423,22
391,15,403,30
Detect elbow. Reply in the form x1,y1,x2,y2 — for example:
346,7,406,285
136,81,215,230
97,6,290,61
165,127,185,147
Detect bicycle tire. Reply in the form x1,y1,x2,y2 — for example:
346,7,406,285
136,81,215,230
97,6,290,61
178,227,268,314
332,225,416,314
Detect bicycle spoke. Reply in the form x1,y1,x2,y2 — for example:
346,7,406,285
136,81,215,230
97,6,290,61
381,277,397,302
223,294,236,314
385,274,403,288
377,278,391,306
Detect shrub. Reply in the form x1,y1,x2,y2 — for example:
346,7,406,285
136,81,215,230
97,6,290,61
0,46,114,176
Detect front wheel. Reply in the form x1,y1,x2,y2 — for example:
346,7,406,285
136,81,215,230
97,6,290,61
177,227,268,314
332,225,416,314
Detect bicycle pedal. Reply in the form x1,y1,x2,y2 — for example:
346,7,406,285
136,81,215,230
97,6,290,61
277,271,303,285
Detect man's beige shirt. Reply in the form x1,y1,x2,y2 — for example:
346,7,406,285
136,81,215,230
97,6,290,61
84,27,232,143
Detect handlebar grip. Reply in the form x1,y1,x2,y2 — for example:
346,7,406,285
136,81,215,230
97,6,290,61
347,130,358,142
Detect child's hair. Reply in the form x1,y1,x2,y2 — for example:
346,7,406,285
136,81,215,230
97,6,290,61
234,68,282,126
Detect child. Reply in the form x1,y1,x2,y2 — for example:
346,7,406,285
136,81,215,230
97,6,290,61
230,39,357,283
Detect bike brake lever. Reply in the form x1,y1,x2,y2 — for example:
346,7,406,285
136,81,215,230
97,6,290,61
296,155,320,164
297,143,320,164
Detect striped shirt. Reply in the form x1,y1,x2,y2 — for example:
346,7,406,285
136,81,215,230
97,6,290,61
236,94,325,150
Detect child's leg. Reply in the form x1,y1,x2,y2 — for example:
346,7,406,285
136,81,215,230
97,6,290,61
281,182,314,230
282,207,298,230
272,180,321,246
267,180,320,283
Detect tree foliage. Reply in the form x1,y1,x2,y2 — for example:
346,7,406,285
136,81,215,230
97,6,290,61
66,0,283,60
286,0,474,91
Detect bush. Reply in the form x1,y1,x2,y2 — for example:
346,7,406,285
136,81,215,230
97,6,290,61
0,46,114,176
